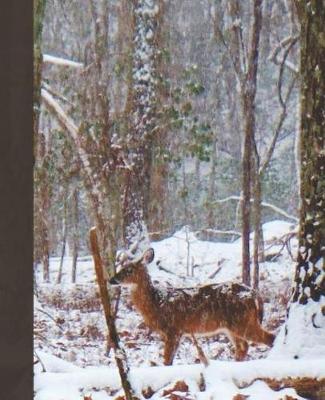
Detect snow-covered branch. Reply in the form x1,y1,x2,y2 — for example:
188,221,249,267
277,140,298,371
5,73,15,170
213,196,298,222
41,88,95,188
43,54,84,69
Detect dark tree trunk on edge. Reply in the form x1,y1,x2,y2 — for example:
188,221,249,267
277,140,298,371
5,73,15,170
292,0,325,305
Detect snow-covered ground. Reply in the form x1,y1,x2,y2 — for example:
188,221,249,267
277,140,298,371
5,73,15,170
34,220,324,399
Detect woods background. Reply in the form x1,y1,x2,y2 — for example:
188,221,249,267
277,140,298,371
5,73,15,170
34,0,301,284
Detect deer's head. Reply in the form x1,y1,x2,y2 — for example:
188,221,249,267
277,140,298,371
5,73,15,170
109,248,155,286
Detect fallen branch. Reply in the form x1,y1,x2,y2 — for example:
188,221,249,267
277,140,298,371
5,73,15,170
43,54,84,69
195,229,241,237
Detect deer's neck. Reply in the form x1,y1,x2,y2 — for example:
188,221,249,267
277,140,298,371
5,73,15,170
131,269,162,326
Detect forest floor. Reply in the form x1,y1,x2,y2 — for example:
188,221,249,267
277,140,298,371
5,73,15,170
34,221,325,400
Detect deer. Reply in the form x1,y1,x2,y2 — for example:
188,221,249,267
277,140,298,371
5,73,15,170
109,248,275,365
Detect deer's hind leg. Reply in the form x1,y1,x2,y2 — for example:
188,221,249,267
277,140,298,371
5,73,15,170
163,334,181,365
232,336,249,361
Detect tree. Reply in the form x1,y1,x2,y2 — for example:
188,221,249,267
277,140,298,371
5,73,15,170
122,0,163,253
271,0,325,358
34,0,51,282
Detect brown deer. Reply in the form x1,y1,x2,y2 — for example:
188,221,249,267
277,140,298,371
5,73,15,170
110,248,275,365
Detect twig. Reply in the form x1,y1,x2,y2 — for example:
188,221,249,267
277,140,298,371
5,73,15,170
156,261,177,275
35,307,65,332
259,75,296,175
208,258,226,279
268,35,299,74
34,350,47,372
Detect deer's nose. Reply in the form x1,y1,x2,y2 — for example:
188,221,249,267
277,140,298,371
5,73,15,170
109,277,119,285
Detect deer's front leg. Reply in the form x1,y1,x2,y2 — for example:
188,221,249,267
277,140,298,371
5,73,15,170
163,334,180,365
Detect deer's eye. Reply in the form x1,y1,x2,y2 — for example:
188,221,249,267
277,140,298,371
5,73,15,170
125,267,133,275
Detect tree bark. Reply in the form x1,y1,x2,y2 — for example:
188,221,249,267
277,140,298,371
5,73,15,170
71,186,79,283
241,0,263,286
57,191,68,284
252,163,263,289
206,135,218,228
292,0,325,304
271,0,325,359
122,0,163,253
34,0,50,282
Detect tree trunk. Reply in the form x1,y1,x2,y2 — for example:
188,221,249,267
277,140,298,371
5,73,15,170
271,0,325,359
34,0,49,282
57,193,68,284
252,166,263,289
123,0,163,253
206,135,217,228
241,0,263,287
71,186,79,283
292,0,325,305
38,133,50,283
241,94,253,286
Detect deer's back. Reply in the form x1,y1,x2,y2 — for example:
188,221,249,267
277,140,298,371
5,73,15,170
144,281,261,336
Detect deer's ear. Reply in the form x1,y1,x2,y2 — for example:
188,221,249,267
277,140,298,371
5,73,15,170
143,248,155,264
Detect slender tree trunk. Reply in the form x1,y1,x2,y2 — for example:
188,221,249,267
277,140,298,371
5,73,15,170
71,186,79,283
34,0,49,282
252,167,263,289
241,0,263,286
206,135,217,228
241,94,253,286
57,194,68,284
38,133,50,283
181,162,189,223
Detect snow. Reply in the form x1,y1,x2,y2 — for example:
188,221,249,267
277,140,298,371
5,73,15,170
269,297,325,360
35,355,325,400
34,220,325,399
